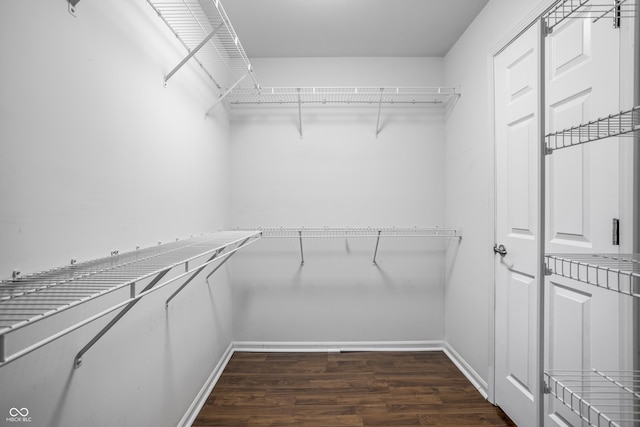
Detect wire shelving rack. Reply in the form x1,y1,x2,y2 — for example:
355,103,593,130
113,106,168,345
145,0,461,131
539,1,640,425
226,87,459,137
239,227,462,265
545,253,640,297
256,227,462,239
545,106,640,152
544,370,640,427
0,230,261,368
146,0,259,113
545,0,636,32
225,87,459,106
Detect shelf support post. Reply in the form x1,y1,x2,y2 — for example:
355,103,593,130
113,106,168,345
535,15,547,427
166,237,253,306
165,22,224,85
0,335,5,364
298,230,305,266
165,249,223,307
375,88,384,137
372,230,382,265
205,249,238,282
73,268,171,368
205,71,250,116
298,88,303,138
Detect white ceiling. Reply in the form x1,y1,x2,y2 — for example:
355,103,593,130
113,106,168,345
222,0,490,58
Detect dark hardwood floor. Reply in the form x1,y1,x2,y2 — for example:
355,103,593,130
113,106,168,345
193,351,516,426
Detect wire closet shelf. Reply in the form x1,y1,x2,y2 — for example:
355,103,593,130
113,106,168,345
540,1,640,425
544,0,635,32
146,0,258,90
145,0,461,121
224,87,459,107
545,253,640,297
237,227,462,266
0,231,260,367
544,370,640,427
545,106,640,152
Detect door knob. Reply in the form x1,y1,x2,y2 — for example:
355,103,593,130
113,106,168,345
493,244,507,257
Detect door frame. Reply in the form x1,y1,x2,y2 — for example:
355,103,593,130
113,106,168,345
620,0,640,373
487,0,558,408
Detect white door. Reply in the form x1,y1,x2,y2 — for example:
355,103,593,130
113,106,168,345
543,10,625,426
494,24,541,427
495,10,627,427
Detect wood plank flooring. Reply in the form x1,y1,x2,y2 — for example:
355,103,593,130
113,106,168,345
193,351,515,426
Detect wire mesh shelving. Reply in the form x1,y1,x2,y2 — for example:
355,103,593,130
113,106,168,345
0,231,261,367
544,370,640,427
545,106,640,152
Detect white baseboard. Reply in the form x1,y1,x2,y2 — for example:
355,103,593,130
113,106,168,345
232,340,445,353
442,342,489,400
178,342,235,427
180,340,490,426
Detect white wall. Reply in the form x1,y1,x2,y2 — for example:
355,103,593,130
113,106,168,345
228,58,451,344
249,57,445,88
443,0,544,390
0,2,233,426
0,1,230,277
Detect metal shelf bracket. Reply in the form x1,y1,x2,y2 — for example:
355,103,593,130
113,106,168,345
164,250,223,307
0,232,261,369
147,0,259,93
205,71,250,117
375,89,384,137
298,88,303,138
71,233,260,368
205,249,238,282
165,22,224,86
68,0,80,17
73,268,171,368
372,230,382,265
166,236,254,305
298,230,305,266
251,227,463,266
544,0,634,34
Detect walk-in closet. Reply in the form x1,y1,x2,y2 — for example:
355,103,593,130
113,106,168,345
0,0,637,426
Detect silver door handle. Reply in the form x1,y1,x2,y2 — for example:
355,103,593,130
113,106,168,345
493,244,507,257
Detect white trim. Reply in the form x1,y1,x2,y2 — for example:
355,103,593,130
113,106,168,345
443,342,489,400
487,42,498,407
489,0,558,57
232,340,445,353
178,342,235,427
